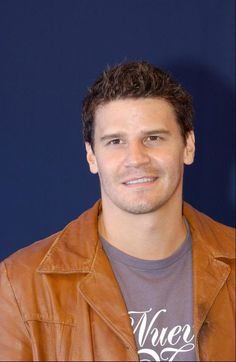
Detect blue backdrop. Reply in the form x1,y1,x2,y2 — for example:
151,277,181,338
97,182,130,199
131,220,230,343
0,0,235,260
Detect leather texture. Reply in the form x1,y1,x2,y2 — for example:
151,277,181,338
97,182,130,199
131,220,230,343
0,201,235,361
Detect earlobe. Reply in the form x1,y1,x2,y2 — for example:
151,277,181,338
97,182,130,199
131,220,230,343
184,131,195,165
85,142,98,174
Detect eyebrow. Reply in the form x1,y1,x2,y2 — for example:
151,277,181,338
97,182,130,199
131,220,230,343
141,129,171,136
100,129,171,142
100,133,125,142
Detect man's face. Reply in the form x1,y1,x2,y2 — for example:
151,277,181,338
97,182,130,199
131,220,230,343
86,98,195,215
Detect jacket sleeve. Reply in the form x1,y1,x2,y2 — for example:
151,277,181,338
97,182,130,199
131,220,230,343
0,261,33,361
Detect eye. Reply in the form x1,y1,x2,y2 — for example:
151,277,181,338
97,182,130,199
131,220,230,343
144,135,162,144
107,138,123,145
148,135,160,141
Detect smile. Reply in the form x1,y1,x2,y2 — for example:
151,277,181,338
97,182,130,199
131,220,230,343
123,177,158,185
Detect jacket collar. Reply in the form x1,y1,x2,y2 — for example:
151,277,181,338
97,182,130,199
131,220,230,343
37,201,102,274
183,202,235,260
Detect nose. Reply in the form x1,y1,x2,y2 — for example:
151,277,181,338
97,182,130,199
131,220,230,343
124,141,150,168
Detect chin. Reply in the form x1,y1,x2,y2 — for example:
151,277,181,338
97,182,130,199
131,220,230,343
114,200,163,215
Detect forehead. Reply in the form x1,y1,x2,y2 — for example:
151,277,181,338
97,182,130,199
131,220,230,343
94,98,178,134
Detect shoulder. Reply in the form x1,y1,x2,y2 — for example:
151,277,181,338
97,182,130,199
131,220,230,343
184,202,235,234
183,202,235,258
2,231,60,270
1,200,101,276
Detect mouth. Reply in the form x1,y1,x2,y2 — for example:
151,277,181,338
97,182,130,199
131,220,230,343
123,176,158,186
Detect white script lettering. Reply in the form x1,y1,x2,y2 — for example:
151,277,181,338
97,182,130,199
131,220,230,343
129,308,195,361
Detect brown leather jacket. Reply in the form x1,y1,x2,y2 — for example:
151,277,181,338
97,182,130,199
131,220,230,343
0,201,235,361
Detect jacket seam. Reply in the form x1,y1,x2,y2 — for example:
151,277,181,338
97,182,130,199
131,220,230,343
24,318,79,327
3,261,32,340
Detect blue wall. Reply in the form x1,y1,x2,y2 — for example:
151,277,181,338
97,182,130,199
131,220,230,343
0,0,235,260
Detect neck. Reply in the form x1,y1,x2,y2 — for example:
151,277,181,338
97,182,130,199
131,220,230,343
99,197,187,260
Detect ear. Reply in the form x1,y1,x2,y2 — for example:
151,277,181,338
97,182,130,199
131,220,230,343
85,142,98,174
184,131,195,165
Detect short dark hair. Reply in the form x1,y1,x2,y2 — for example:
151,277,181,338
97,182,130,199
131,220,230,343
82,61,194,148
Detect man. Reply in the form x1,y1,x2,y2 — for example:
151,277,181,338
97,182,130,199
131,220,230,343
0,61,235,361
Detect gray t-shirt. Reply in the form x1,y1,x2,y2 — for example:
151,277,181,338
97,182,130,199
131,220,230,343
101,224,197,362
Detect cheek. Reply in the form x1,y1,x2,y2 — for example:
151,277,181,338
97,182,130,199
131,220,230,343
154,151,184,173
96,159,114,179
99,152,123,171
153,150,174,165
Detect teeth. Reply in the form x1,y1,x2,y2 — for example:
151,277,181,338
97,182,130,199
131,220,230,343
125,177,156,185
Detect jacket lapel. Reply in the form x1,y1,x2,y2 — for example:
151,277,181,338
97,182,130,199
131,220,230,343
37,201,138,356
192,237,231,335
78,245,138,354
183,203,233,337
